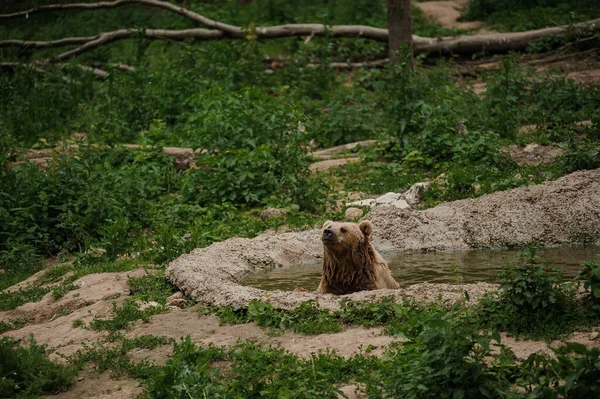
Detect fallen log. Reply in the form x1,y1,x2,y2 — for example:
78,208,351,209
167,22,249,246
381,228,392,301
1,0,600,58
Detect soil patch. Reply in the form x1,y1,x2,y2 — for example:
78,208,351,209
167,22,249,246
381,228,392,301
1,269,146,327
415,0,492,33
46,369,143,399
502,143,564,166
124,307,403,358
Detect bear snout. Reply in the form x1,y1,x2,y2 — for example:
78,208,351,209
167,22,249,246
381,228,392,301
322,228,335,243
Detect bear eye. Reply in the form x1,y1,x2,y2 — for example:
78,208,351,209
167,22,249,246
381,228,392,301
340,228,347,233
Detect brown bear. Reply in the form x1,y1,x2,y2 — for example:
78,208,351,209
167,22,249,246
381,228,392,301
316,220,400,295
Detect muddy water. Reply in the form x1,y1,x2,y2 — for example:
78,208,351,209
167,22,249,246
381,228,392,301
241,245,600,291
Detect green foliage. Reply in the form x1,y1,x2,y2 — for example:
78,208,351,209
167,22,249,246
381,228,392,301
36,264,74,285
377,55,501,168
559,141,600,173
0,67,94,147
477,249,590,340
463,0,600,32
0,285,51,312
74,335,171,378
89,299,164,332
145,337,369,399
516,343,600,397
0,336,76,398
575,257,600,311
0,319,24,334
51,282,79,300
217,299,343,335
498,249,566,312
336,296,415,328
128,272,177,305
374,311,513,399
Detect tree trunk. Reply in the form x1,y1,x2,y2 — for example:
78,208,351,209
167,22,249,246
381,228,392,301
387,0,413,66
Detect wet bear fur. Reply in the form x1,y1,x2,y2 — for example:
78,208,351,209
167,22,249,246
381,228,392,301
317,220,400,295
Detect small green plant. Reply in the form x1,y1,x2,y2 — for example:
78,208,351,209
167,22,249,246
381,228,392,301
89,299,164,332
72,319,85,328
0,318,25,334
498,249,565,312
517,342,600,397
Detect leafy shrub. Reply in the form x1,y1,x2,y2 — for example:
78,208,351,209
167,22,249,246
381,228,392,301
0,67,94,147
375,311,513,399
559,141,600,173
378,55,501,168
0,336,76,398
575,257,600,311
128,272,177,305
477,249,586,339
517,342,600,397
145,337,367,398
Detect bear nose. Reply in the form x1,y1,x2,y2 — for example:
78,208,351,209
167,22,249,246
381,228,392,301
323,228,332,236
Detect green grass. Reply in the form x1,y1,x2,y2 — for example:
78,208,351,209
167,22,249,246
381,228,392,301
0,285,52,312
73,335,173,378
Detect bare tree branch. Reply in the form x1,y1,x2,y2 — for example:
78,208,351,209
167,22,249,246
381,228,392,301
54,28,224,60
305,59,390,69
90,62,136,72
412,18,600,55
59,64,109,78
0,0,243,36
0,37,98,49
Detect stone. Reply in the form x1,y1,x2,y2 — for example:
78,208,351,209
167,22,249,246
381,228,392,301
405,182,432,206
260,207,287,221
375,192,402,204
165,291,187,309
390,199,410,209
136,300,162,311
346,199,376,208
344,207,364,219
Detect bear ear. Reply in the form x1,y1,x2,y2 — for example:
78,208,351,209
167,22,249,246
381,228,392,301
359,220,373,238
322,220,334,229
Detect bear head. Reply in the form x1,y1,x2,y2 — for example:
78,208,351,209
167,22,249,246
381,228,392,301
321,220,373,252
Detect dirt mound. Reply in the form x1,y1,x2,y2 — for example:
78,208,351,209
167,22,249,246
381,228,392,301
167,168,600,308
370,168,600,251
1,270,146,358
